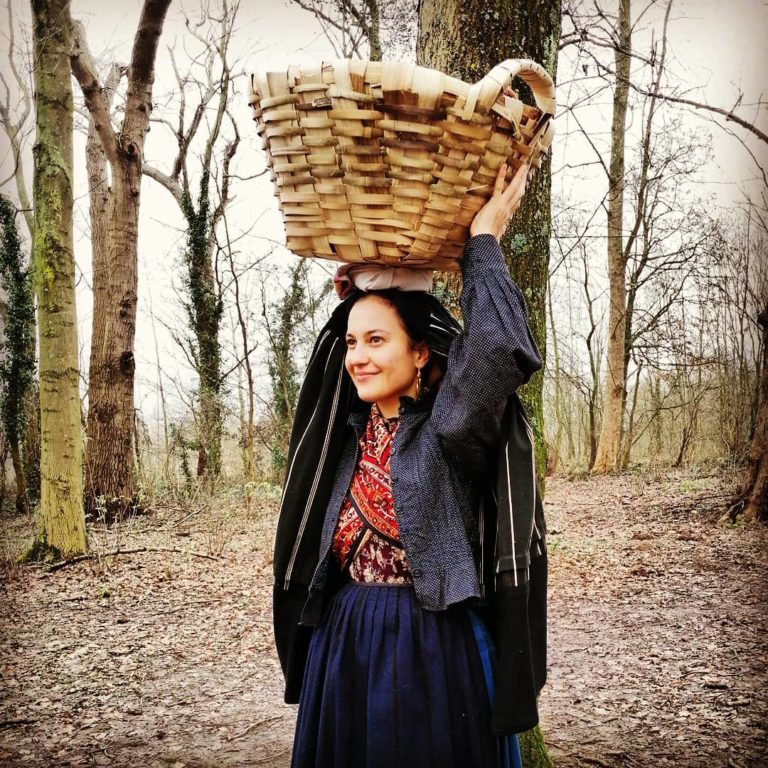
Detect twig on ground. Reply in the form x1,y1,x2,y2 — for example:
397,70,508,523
227,714,284,741
254,745,291,764
583,757,614,768
45,546,223,572
0,718,36,728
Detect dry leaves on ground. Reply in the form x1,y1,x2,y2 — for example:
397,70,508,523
0,469,766,767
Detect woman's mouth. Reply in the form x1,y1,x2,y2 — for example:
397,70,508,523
355,372,378,382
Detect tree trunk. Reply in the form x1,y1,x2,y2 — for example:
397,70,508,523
70,2,171,519
0,21,40,508
592,0,631,474
23,382,40,502
365,0,382,60
82,64,134,520
266,260,305,478
621,359,642,469
546,279,563,474
226,248,255,482
31,0,86,556
651,370,663,458
9,441,27,514
418,0,560,483
729,303,768,522
181,186,224,481
85,158,140,517
418,1,560,764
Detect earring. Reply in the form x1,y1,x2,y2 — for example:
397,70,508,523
415,366,423,400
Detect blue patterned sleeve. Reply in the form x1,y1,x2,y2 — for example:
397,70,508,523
431,234,543,476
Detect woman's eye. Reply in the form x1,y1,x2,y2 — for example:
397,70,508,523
370,335,383,344
346,339,356,348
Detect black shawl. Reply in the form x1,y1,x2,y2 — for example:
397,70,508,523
273,292,547,734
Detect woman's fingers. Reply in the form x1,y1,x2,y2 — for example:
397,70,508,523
473,161,529,239
493,162,508,197
502,163,529,204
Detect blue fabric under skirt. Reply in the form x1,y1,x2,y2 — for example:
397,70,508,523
291,579,522,768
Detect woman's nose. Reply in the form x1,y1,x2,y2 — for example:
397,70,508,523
346,344,369,366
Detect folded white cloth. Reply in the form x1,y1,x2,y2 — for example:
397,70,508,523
333,262,434,299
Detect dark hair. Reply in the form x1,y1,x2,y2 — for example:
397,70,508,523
347,288,431,346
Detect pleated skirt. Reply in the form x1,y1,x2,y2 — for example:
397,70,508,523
291,579,521,768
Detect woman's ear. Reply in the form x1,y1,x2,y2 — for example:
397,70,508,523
415,342,430,369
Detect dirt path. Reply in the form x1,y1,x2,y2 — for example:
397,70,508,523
541,472,766,767
1,470,766,767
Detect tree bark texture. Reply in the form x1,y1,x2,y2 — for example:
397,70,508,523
591,0,631,474
418,1,560,764
417,0,560,489
736,303,768,522
31,0,86,556
82,62,132,518
69,0,171,518
23,382,40,502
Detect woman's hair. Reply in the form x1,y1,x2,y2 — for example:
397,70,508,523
347,288,431,345
344,288,444,391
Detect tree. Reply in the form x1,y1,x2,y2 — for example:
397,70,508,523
220,231,261,483
0,0,34,239
563,0,704,473
726,196,768,522
418,1,561,764
143,0,241,483
418,0,560,480
68,0,172,519
590,0,632,473
30,0,86,557
1,0,41,505
733,301,768,521
263,260,307,477
0,195,35,513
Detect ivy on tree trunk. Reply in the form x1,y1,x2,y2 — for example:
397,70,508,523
0,195,36,514
181,180,225,481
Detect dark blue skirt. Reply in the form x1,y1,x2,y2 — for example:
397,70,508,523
291,579,521,768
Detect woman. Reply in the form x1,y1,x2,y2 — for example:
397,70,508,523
274,163,547,767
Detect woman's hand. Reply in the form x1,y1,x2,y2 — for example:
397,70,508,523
469,162,529,241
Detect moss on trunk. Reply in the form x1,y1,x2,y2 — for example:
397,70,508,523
31,0,87,556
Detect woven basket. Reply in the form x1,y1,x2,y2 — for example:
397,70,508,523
249,59,555,271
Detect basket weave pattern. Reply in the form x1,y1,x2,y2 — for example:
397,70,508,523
250,59,555,270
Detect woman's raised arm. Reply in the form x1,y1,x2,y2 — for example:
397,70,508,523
431,164,542,477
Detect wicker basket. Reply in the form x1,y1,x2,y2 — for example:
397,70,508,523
249,59,555,271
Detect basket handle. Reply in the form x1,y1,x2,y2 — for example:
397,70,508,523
462,59,556,121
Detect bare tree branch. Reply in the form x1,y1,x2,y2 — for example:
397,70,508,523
141,163,184,204
633,89,768,147
69,20,120,164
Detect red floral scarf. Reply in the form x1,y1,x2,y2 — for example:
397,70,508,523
332,403,402,569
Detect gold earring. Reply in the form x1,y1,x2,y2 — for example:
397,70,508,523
415,367,423,400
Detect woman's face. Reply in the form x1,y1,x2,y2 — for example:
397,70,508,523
345,295,429,418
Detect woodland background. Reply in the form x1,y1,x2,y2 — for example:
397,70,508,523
0,0,766,766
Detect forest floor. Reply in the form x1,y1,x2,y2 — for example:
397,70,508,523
1,468,766,768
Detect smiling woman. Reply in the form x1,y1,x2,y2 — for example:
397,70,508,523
344,292,432,417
